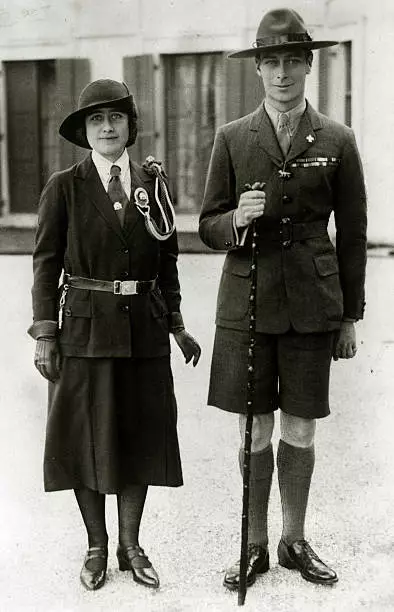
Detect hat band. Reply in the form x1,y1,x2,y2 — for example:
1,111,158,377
254,32,312,48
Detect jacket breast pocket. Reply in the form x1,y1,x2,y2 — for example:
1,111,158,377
60,297,91,346
216,255,251,322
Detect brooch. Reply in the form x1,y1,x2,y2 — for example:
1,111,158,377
278,169,292,179
306,134,315,143
134,187,150,210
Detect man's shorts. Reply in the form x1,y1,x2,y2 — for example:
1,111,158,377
208,326,336,419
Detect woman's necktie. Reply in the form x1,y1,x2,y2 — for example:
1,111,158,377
108,165,128,226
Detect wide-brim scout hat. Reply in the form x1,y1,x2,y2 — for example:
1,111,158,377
59,79,138,149
228,8,337,58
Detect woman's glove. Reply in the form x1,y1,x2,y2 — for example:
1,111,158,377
173,330,201,366
34,338,62,382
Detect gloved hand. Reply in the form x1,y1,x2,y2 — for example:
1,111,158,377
173,330,201,366
34,338,62,382
333,321,357,361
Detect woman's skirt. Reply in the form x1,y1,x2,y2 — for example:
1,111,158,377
44,355,183,493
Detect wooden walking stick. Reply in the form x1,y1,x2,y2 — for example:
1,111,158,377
238,182,264,606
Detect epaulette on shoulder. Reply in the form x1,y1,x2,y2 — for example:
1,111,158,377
142,155,168,180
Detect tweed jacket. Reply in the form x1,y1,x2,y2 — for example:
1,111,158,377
199,101,367,334
30,154,181,358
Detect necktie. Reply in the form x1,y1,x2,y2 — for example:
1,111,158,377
277,112,291,156
108,165,128,226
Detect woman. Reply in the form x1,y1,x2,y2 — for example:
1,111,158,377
29,79,201,591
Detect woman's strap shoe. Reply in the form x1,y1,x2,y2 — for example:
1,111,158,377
223,543,269,591
117,544,160,589
278,539,338,585
80,546,108,591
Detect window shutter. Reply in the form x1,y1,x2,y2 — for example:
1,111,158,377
123,55,156,163
56,59,91,168
243,57,264,114
224,57,243,122
224,55,264,122
5,61,41,213
318,48,329,115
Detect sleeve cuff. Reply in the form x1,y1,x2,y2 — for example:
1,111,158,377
169,312,185,334
27,320,58,340
232,211,248,247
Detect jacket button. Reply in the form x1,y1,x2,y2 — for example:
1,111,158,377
121,271,129,279
224,241,232,247
120,304,129,313
64,308,72,317
123,248,129,254
283,195,292,204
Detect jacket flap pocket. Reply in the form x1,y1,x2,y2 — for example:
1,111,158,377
223,254,251,277
64,299,91,318
314,253,339,277
150,291,169,318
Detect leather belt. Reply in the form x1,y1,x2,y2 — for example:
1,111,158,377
64,274,157,296
258,218,328,248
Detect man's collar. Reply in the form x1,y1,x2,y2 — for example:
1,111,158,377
264,99,307,132
91,148,130,177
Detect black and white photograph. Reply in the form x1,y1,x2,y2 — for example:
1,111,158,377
0,1,393,610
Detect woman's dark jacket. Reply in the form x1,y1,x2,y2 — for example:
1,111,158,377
30,154,181,358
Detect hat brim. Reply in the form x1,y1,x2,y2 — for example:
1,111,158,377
228,40,338,59
59,95,136,149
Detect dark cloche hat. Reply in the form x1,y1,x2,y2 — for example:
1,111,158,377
59,79,138,149
228,8,338,58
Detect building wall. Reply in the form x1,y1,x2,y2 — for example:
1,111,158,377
325,0,394,243
0,0,323,93
0,0,392,243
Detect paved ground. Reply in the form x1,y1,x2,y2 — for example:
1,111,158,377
1,252,394,612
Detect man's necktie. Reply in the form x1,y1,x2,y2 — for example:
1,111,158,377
276,112,291,156
108,165,128,226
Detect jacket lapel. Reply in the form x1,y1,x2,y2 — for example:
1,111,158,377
250,104,283,167
76,154,126,242
250,101,325,166
286,102,324,162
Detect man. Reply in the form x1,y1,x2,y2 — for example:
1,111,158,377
199,8,367,591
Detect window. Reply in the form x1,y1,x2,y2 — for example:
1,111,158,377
319,41,352,127
124,52,262,216
163,53,225,213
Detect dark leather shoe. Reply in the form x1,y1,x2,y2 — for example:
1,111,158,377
80,546,108,591
223,543,269,591
117,544,160,589
278,539,338,585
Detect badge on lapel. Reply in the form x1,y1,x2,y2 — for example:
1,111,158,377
134,187,150,211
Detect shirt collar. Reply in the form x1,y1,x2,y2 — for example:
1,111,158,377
264,99,307,133
91,148,130,182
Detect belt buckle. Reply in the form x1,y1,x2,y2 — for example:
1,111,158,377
113,280,137,295
122,280,137,295
280,217,292,247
